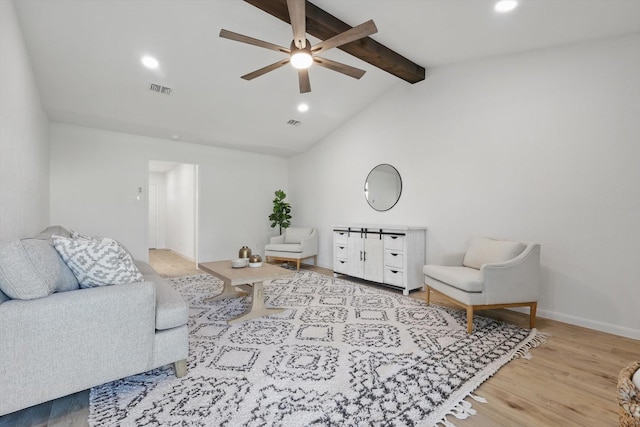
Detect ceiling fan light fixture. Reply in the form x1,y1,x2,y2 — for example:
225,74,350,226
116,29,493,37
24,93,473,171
290,51,313,69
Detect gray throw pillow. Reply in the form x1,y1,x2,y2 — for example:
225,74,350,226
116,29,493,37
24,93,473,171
52,235,143,288
0,239,78,300
34,225,72,240
21,238,80,293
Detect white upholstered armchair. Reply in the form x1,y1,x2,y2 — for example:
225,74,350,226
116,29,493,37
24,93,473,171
265,227,318,271
423,237,541,334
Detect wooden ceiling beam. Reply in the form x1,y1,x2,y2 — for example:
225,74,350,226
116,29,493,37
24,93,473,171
243,0,426,84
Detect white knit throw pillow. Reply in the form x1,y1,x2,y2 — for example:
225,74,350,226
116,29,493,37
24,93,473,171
53,235,143,288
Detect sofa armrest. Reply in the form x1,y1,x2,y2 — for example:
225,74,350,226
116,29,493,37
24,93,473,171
481,243,541,304
0,281,156,415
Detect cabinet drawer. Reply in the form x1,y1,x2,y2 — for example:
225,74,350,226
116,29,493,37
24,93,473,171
334,259,348,274
384,268,404,287
384,234,405,251
335,245,348,260
334,231,348,245
384,251,404,268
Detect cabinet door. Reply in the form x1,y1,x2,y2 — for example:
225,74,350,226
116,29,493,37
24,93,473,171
364,234,384,283
347,233,365,278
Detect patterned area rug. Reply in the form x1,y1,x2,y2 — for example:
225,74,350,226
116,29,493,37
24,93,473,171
88,271,544,427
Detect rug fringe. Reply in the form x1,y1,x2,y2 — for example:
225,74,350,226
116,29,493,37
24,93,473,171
436,329,547,427
512,329,548,360
469,392,488,403
437,391,487,427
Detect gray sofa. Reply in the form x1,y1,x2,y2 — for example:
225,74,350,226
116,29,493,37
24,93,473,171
0,226,189,416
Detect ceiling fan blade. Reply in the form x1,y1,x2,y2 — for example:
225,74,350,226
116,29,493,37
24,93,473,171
311,20,378,54
298,68,311,93
220,29,290,54
287,0,306,49
241,58,290,80
313,56,366,79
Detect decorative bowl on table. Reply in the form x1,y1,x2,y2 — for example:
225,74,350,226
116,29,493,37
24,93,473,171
231,258,248,268
249,254,262,268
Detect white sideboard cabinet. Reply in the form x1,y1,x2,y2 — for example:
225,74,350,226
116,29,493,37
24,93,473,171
333,225,427,295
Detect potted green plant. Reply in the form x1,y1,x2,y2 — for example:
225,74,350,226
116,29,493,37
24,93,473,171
269,190,292,234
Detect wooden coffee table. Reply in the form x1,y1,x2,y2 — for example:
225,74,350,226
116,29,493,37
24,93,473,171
198,260,294,324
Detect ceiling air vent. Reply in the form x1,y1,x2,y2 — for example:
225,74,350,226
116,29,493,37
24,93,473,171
149,83,172,95
287,119,301,127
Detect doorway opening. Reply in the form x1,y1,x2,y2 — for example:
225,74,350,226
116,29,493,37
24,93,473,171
148,160,200,277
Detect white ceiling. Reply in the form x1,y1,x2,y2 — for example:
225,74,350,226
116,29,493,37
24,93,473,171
148,160,179,174
14,0,640,157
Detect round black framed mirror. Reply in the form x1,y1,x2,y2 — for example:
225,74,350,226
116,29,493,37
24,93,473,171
364,164,402,211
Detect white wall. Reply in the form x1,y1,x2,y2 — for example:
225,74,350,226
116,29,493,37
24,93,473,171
148,172,167,249
50,123,288,262
289,35,640,339
0,0,49,240
165,163,196,260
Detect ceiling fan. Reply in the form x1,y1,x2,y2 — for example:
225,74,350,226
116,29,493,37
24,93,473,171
219,0,377,93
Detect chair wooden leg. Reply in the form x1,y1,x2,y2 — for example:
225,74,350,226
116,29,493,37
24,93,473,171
530,302,537,329
467,306,474,334
313,255,318,266
296,259,301,271
425,286,431,305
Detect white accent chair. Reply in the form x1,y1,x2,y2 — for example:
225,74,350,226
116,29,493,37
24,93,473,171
265,227,318,271
423,237,541,334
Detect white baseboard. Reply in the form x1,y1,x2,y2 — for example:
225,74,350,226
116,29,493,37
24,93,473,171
509,306,640,340
167,248,195,263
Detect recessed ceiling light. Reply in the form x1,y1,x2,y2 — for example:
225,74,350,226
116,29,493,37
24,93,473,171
141,55,159,69
494,0,518,13
297,103,309,113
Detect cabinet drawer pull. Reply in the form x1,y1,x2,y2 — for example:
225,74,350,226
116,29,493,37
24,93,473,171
391,253,398,257
339,246,344,249
391,270,398,274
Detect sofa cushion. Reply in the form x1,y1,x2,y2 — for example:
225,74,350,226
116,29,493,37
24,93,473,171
0,239,79,300
52,236,143,288
284,227,313,244
423,265,483,292
265,243,303,253
155,279,189,330
135,260,157,276
462,237,526,270
0,289,9,304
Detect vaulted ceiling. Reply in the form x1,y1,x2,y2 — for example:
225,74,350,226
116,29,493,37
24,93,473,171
14,0,640,157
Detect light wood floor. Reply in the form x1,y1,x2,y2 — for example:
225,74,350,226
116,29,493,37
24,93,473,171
1,252,637,426
148,248,202,277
